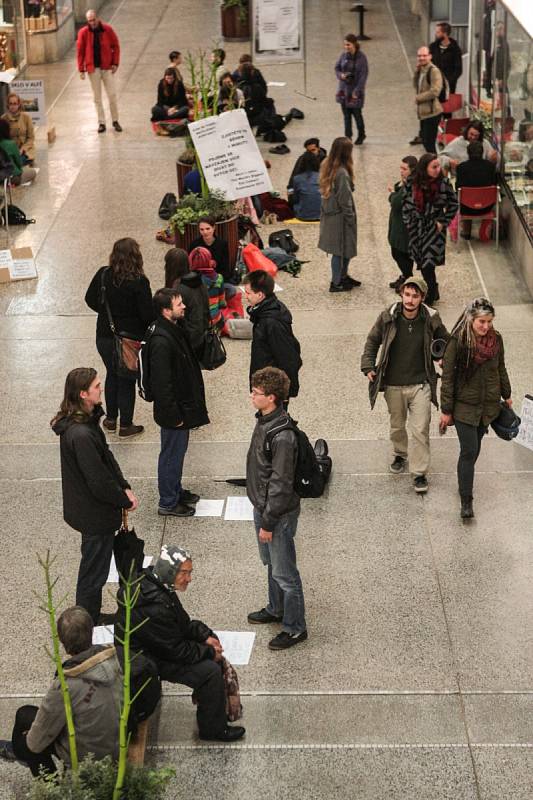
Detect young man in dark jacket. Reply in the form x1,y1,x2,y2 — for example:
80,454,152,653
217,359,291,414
361,277,448,494
429,22,463,94
51,368,137,624
455,141,497,239
149,288,209,517
244,270,302,403
116,544,245,742
246,367,307,650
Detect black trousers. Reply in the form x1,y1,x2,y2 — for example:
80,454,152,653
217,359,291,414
151,104,189,122
158,659,226,736
391,247,413,279
420,115,440,153
76,529,116,623
455,420,486,498
421,264,438,303
96,336,136,427
342,105,365,139
12,706,57,777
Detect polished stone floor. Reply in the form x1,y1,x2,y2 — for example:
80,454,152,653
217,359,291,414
0,0,532,798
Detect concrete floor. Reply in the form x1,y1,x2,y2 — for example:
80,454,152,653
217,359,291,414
0,0,532,798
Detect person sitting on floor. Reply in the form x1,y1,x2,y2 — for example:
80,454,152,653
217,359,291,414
287,137,327,202
218,72,245,112
1,92,36,165
0,607,121,775
189,216,231,281
211,47,227,84
151,67,189,122
184,168,202,195
115,544,245,742
290,151,322,220
455,140,497,239
0,118,37,185
188,246,227,330
164,247,210,358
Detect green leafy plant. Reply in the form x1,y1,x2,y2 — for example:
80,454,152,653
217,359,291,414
468,105,494,136
170,188,236,233
221,0,249,23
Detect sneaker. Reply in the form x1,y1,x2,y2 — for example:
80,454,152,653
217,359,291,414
414,475,428,493
269,144,290,155
247,608,282,624
0,740,16,763
158,503,195,517
98,123,106,133
390,456,406,474
112,121,123,132
329,281,352,293
103,418,117,432
409,135,423,145
180,489,200,505
119,424,144,438
343,275,362,287
268,630,308,650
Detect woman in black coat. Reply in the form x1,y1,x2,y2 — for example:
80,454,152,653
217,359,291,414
151,68,188,122
85,238,153,436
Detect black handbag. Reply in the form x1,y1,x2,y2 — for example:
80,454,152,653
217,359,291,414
200,326,227,371
100,269,141,381
158,192,178,220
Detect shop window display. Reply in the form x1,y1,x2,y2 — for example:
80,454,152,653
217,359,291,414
0,1,25,69
24,0,72,32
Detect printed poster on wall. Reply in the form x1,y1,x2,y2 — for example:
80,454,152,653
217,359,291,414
188,109,272,201
10,80,46,126
253,0,304,63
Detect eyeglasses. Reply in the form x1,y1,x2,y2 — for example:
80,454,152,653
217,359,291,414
250,389,266,397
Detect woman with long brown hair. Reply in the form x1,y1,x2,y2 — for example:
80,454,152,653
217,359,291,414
318,136,360,292
85,238,154,437
151,67,188,122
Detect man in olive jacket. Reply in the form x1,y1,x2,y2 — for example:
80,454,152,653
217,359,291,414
149,288,209,517
413,46,443,153
361,277,448,493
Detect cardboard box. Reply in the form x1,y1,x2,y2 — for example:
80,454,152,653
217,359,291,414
0,247,37,283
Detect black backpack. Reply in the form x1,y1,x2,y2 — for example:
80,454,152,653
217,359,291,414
138,323,175,402
158,192,178,220
6,204,35,225
264,417,332,498
268,229,299,254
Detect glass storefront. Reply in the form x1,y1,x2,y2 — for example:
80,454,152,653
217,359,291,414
24,0,72,33
0,0,26,70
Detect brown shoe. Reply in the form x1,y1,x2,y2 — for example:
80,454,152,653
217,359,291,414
103,418,117,432
119,424,144,438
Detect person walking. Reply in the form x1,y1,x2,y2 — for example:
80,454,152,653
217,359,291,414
85,237,153,437
148,288,209,517
361,277,448,494
413,47,443,153
77,8,122,133
335,33,369,145
387,155,418,291
51,368,138,624
402,153,458,306
243,270,302,404
440,298,512,519
246,367,307,650
318,136,360,293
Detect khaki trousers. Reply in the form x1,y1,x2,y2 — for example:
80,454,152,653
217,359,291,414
384,383,431,476
88,69,119,124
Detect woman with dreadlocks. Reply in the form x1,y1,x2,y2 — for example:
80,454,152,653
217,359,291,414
440,298,512,519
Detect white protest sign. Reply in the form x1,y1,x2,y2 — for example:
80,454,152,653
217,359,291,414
188,109,272,201
253,0,304,63
514,395,533,452
11,80,46,126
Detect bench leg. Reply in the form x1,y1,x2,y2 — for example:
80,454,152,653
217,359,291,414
127,719,149,766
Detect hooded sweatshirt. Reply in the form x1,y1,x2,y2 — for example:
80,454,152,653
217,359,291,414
248,294,302,397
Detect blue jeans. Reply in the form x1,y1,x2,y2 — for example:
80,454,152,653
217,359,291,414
253,508,306,634
158,427,190,509
331,254,350,286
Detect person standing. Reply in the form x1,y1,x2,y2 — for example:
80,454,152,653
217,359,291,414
440,298,512,519
246,367,307,650
318,136,360,293
85,238,153,437
149,288,209,517
429,22,463,94
402,153,458,306
164,247,210,359
413,47,443,153
51,368,138,624
361,278,448,494
243,270,302,404
335,33,369,145
77,9,122,134
387,155,418,291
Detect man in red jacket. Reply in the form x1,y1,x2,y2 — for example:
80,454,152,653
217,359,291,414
77,9,122,133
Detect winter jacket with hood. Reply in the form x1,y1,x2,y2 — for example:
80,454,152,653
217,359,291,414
169,271,210,358
318,167,357,259
361,301,449,409
413,63,443,120
248,294,302,398
334,49,369,109
246,405,300,529
1,110,35,161
26,645,121,765
52,406,132,533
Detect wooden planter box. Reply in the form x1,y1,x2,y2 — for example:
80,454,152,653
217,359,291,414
176,159,195,197
220,4,250,41
174,216,240,269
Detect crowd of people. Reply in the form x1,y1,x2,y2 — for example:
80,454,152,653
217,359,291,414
0,9,517,783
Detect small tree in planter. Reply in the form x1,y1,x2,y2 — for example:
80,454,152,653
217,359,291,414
220,0,250,41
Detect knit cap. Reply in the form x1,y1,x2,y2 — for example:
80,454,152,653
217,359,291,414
153,544,192,587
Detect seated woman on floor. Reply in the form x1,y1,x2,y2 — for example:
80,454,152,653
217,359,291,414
218,72,245,112
1,93,36,165
290,151,321,221
151,68,189,122
0,119,37,185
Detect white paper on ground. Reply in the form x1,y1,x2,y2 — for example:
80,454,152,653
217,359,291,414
92,625,114,645
267,81,286,87
10,257,37,280
107,554,153,583
214,631,256,665
224,496,254,521
194,499,225,517
274,283,283,292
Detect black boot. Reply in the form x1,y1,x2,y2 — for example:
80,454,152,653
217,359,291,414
460,496,474,519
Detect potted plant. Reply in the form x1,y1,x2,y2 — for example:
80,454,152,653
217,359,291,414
220,0,250,41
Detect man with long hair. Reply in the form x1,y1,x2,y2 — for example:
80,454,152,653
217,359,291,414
51,368,138,624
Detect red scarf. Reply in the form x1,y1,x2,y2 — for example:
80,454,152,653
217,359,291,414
473,330,499,365
412,177,441,212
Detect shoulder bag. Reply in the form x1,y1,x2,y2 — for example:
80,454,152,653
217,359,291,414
100,269,142,380
200,325,227,370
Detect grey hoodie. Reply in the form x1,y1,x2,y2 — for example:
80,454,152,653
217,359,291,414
26,645,121,764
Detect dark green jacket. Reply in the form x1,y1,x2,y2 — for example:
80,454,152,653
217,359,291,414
388,181,410,252
440,333,511,426
361,302,448,409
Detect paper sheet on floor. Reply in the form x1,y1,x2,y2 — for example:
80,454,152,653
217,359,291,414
92,625,114,645
194,499,225,517
224,496,254,521
214,631,255,665
267,81,286,87
107,554,153,583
